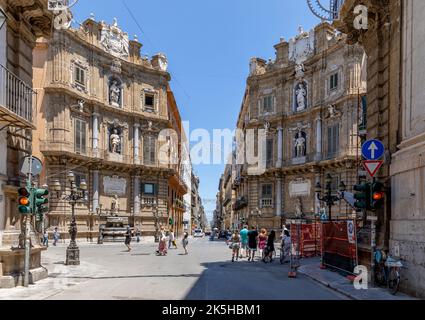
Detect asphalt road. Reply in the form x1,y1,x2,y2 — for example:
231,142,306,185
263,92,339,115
0,237,347,300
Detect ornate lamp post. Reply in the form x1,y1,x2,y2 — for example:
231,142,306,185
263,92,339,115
153,208,160,243
315,174,346,221
63,171,87,266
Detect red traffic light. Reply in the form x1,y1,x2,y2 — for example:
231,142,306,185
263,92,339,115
18,187,29,197
373,192,385,201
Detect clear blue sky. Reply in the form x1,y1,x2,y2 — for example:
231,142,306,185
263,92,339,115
72,0,320,222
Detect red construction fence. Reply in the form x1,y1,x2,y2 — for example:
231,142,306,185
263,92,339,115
289,220,321,258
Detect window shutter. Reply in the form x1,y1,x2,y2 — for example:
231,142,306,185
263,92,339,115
143,136,149,164
334,126,339,155
75,119,80,153
150,136,156,164
327,126,332,156
81,121,86,153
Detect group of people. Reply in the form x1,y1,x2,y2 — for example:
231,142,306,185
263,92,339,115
41,227,61,247
124,226,189,256
228,225,290,263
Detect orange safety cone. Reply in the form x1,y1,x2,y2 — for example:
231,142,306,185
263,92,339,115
288,271,297,278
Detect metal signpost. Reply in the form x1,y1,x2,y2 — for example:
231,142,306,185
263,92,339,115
361,140,385,286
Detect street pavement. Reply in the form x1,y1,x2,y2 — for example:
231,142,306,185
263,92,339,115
0,237,348,300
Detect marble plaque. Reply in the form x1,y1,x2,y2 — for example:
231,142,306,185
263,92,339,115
289,180,311,198
103,176,126,195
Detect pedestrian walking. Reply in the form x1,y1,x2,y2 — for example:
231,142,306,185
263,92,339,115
125,226,132,252
281,229,291,263
263,230,276,263
258,229,268,259
168,229,177,249
157,226,168,256
136,227,141,243
247,226,259,262
182,232,189,255
239,225,249,258
42,229,49,247
230,230,241,262
53,227,60,246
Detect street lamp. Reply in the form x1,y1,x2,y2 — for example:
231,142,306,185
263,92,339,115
63,171,87,266
315,174,346,221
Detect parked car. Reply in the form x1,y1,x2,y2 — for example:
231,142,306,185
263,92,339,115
204,230,212,236
193,229,204,237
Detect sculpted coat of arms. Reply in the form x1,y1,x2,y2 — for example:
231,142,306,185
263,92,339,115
100,18,129,58
289,26,315,64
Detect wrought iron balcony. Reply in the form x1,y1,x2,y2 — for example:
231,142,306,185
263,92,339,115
233,196,248,211
0,64,36,129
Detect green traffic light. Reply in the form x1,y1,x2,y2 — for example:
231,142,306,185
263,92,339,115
353,182,371,210
18,205,31,214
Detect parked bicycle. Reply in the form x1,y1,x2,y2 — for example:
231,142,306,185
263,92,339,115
374,249,403,295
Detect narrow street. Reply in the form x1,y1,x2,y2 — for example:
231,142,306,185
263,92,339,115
0,238,347,300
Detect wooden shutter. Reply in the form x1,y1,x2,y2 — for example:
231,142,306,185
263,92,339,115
81,120,86,154
150,136,156,164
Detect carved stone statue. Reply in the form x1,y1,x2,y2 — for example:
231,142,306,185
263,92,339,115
294,198,303,218
109,80,121,106
295,63,305,80
110,129,121,153
111,195,120,214
295,131,306,158
77,99,85,112
296,82,307,111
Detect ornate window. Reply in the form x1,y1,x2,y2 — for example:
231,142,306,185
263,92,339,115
71,60,89,93
74,118,87,155
141,89,159,113
260,95,275,114
266,138,274,168
142,183,156,195
330,72,339,91
260,184,273,208
327,125,340,159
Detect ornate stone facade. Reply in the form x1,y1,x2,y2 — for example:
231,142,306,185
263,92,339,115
0,0,52,288
231,23,366,231
32,17,187,240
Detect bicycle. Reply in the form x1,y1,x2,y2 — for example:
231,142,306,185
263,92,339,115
374,249,403,295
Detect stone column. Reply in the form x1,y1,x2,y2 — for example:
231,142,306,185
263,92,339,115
275,175,282,217
133,176,141,216
316,116,322,160
134,123,140,164
276,126,283,167
92,112,100,151
92,170,99,212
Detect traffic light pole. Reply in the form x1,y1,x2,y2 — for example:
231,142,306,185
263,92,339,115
23,156,33,288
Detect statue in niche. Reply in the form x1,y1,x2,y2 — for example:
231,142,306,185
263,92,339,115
109,79,121,106
77,100,85,112
295,82,307,111
110,128,121,154
294,131,306,158
111,195,120,215
294,198,303,218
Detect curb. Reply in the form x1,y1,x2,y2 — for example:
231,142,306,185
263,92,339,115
298,268,359,300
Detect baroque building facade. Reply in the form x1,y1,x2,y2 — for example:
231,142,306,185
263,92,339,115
32,17,187,240
232,22,366,232
0,0,52,287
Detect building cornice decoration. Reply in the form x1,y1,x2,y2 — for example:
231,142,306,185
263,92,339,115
105,118,128,130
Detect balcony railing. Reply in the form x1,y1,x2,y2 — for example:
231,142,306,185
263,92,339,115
260,198,273,208
0,64,36,128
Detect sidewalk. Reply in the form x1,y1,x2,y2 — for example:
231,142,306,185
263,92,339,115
298,257,416,300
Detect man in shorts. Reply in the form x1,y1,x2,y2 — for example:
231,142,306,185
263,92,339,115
239,225,249,259
247,226,259,262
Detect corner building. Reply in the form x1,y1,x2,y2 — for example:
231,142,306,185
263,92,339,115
33,17,185,239
234,23,366,230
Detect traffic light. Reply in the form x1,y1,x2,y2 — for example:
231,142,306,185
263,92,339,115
353,182,370,210
370,182,385,211
18,187,31,214
34,188,49,221
169,218,173,225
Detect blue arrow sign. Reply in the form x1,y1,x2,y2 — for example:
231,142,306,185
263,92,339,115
362,140,385,160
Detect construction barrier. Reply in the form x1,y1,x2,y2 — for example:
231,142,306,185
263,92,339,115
321,220,358,275
289,219,321,258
